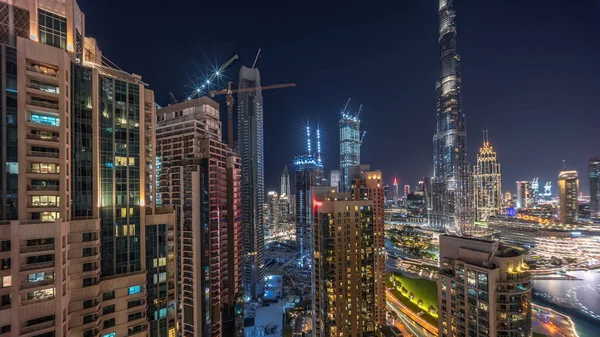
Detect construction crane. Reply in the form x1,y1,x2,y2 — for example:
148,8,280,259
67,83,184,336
210,82,296,147
188,54,240,100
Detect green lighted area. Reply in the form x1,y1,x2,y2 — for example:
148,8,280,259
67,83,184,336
387,272,439,326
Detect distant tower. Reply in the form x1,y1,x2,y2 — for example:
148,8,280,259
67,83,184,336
330,170,341,192
403,184,411,198
339,100,361,192
281,165,291,196
516,181,533,209
238,65,265,300
473,132,502,221
558,169,579,224
393,175,399,201
589,158,600,218
531,178,539,208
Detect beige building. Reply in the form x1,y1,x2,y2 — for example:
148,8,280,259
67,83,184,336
0,1,176,336
438,235,532,337
558,170,579,224
312,187,376,337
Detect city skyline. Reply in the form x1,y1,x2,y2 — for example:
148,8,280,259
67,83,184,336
79,0,600,195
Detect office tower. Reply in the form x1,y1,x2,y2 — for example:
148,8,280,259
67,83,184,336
312,187,376,337
281,165,290,196
590,158,600,218
516,181,533,209
407,192,428,223
403,184,410,198
422,176,433,213
430,0,474,233
348,166,385,325
383,184,390,201
339,107,361,192
531,178,539,207
558,170,579,224
438,235,532,337
238,66,265,300
265,191,281,236
156,97,243,337
0,1,177,335
294,154,322,265
156,99,243,336
393,175,399,201
473,134,502,221
330,169,341,192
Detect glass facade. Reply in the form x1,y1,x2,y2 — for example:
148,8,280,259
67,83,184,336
71,64,93,217
146,223,169,337
38,9,67,49
339,116,360,193
0,46,18,220
100,76,141,276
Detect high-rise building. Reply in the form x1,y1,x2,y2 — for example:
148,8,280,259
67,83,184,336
473,134,502,221
407,192,428,223
438,235,532,337
281,165,291,196
339,106,361,192
156,97,243,336
330,169,340,192
403,184,410,198
516,181,533,209
237,66,265,300
590,158,600,218
393,175,399,201
531,178,539,207
383,184,390,201
430,0,474,234
265,191,281,236
558,170,579,224
0,1,176,335
348,165,386,325
294,154,322,265
312,187,376,337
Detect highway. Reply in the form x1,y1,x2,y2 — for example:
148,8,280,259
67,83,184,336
386,290,438,337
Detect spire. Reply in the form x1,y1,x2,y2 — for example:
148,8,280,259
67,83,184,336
306,126,311,155
282,165,288,176
317,128,322,163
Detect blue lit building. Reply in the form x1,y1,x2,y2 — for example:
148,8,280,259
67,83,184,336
294,154,323,265
339,108,361,193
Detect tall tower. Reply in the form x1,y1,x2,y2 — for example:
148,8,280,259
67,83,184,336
430,0,473,233
516,181,533,209
156,97,243,337
589,157,600,218
238,66,265,300
393,175,399,201
281,165,291,196
473,132,502,221
558,170,579,224
339,103,361,192
330,169,341,192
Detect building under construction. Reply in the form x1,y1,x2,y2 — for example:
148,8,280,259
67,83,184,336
339,101,362,192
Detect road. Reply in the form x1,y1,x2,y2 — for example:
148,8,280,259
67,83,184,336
386,290,438,337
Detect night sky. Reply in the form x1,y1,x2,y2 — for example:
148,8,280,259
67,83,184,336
80,0,600,195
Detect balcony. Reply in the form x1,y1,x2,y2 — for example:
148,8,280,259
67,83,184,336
27,185,59,191
26,65,58,77
20,320,55,334
27,151,59,159
20,244,55,253
22,294,55,306
21,278,54,290
27,99,59,110
26,134,59,142
27,202,59,208
27,82,59,95
21,261,55,271
21,219,56,225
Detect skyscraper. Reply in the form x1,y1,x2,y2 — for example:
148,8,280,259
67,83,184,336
590,157,600,218
281,164,291,196
430,0,474,233
349,165,386,325
403,184,411,198
438,235,532,337
339,105,361,192
473,133,502,221
312,187,376,337
393,175,399,201
238,66,265,300
294,153,322,265
516,181,533,209
156,97,243,336
0,2,177,334
558,170,579,224
330,169,341,192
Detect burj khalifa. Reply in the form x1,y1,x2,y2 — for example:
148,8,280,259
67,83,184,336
430,0,474,234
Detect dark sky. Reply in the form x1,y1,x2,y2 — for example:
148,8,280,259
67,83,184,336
80,0,600,195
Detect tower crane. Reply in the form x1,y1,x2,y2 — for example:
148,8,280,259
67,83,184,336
209,82,296,147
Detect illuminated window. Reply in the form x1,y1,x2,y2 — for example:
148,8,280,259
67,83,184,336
115,156,135,166
128,285,142,295
1,276,10,288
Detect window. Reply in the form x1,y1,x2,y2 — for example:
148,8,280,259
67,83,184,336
103,304,115,315
83,299,95,309
5,162,18,174
103,318,115,329
30,195,60,207
82,232,95,242
38,9,67,49
128,311,144,321
128,285,142,295
83,278,94,287
103,291,115,301
26,288,55,301
0,241,9,252
2,276,11,288
83,262,95,272
128,299,143,308
82,248,95,257
0,325,10,333
1,258,10,270
83,314,95,324
30,163,59,174
83,330,94,337
102,333,116,337
26,314,54,327
30,113,60,127
1,294,10,306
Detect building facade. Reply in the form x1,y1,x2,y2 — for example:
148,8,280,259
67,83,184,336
237,66,265,300
590,158,600,218
430,0,474,234
330,170,340,192
473,136,502,221
515,181,533,210
558,170,579,224
0,1,180,335
293,154,322,266
156,98,243,337
281,165,290,197
312,188,376,337
438,235,532,337
339,110,361,193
